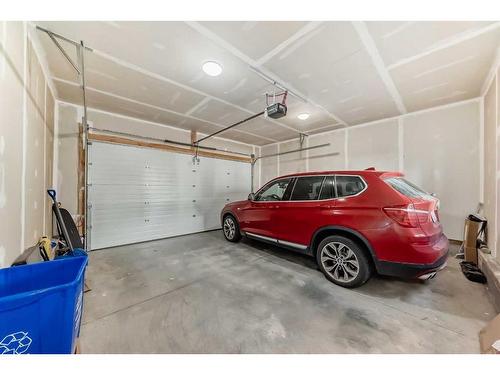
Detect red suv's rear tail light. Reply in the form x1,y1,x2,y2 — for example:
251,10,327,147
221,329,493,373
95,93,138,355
433,199,440,222
433,209,440,222
383,204,430,228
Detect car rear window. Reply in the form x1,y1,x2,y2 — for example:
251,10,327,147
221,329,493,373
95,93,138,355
385,177,430,199
290,176,325,201
335,175,365,197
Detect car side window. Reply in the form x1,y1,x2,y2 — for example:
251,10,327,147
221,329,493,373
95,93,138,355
335,175,365,197
319,176,336,200
254,178,292,201
290,176,325,201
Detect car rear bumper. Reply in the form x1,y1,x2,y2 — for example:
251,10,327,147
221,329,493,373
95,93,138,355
375,235,449,279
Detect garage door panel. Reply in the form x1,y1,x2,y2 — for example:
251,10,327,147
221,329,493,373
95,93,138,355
94,216,202,238
88,142,250,250
90,184,202,203
90,224,198,250
91,198,230,223
90,166,196,187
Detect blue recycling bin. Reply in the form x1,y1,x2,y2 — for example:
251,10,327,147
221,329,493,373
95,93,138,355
0,252,88,354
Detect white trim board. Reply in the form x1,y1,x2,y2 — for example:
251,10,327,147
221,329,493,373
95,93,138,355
479,96,484,203
495,68,498,259
481,45,500,97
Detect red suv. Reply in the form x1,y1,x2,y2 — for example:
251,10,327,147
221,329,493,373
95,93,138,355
221,170,449,288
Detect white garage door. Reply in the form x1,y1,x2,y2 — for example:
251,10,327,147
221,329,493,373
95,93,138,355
87,141,251,250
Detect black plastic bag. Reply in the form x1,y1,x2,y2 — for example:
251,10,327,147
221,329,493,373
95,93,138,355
460,261,487,284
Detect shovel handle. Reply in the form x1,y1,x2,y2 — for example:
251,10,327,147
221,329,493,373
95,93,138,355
47,189,56,201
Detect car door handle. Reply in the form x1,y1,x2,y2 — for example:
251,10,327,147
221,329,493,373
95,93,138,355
320,205,334,210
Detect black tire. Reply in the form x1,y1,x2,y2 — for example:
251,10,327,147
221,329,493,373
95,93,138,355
316,235,371,288
222,214,241,242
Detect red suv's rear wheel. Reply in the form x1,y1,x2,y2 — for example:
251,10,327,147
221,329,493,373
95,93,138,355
316,235,371,288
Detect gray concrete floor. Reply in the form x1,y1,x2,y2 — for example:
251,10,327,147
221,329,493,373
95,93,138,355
80,231,496,353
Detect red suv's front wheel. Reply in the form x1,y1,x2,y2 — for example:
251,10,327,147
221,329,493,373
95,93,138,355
223,215,241,242
316,235,372,288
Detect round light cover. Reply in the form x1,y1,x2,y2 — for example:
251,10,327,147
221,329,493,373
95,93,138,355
202,61,223,76
297,113,310,120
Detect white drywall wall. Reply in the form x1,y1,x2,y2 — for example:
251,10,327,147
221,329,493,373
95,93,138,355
403,101,480,241
0,22,56,267
348,119,399,171
308,130,346,172
260,143,278,187
24,39,47,248
259,100,482,241
0,22,25,268
279,139,306,176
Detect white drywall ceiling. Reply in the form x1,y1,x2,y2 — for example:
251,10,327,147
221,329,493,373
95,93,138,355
34,21,500,145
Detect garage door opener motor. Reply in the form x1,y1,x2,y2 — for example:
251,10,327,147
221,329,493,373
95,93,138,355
265,90,288,119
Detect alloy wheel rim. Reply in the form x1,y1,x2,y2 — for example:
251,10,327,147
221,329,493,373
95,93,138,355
320,242,359,283
223,218,236,239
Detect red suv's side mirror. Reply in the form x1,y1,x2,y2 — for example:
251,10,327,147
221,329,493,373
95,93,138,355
248,193,255,201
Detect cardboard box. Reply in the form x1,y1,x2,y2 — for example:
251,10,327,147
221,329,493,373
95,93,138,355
464,218,481,248
465,245,478,264
479,313,500,354
463,218,481,264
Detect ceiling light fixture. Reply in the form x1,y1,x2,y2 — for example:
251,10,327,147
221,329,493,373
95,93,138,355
202,61,223,77
297,113,310,120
